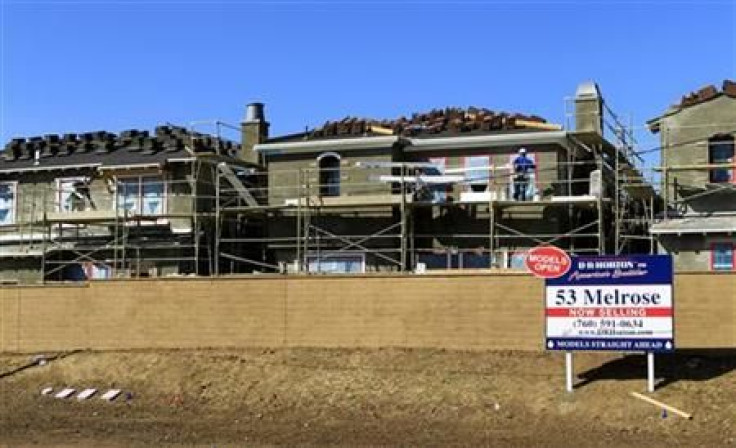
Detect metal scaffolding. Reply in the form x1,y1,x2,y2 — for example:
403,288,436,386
0,154,266,282
0,108,660,281
212,131,653,274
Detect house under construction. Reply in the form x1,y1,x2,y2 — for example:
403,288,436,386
648,79,736,271
0,81,659,282
0,126,265,283
224,82,657,274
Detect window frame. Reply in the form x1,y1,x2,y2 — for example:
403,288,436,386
710,241,735,271
428,157,448,202
462,154,493,193
55,176,93,213
317,152,342,197
707,135,735,184
0,181,18,227
114,174,168,217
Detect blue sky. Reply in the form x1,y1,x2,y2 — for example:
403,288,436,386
1,0,735,161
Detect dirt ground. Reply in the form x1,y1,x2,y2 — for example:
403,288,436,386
1,348,735,447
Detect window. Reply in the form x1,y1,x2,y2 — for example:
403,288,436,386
0,182,16,225
61,262,112,281
417,250,499,270
508,250,528,269
708,135,734,183
83,262,112,279
116,176,165,216
307,253,364,274
428,157,447,202
318,153,341,197
464,155,491,192
712,243,735,271
56,177,93,213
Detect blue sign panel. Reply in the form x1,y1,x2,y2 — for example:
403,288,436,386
546,255,673,286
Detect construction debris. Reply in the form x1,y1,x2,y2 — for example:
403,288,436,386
308,107,556,139
41,387,53,395
630,391,693,420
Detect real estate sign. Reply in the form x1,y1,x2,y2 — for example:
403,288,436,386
545,255,674,352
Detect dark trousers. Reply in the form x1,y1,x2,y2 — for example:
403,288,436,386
513,175,529,201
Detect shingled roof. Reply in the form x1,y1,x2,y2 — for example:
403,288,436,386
269,107,559,143
0,125,241,173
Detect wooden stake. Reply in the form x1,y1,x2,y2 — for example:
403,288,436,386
630,392,693,419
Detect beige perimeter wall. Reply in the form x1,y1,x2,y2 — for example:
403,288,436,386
0,272,734,353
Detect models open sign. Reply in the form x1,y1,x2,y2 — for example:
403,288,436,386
545,255,674,353
525,245,571,279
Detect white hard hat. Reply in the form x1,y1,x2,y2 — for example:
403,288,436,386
518,147,527,154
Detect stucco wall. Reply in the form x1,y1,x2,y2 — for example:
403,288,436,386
658,234,736,271
659,95,736,211
1,272,734,353
267,152,395,206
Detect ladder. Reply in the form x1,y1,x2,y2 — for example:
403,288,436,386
217,163,258,207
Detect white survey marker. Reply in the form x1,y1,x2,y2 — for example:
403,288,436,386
100,389,122,401
76,388,97,400
54,388,75,399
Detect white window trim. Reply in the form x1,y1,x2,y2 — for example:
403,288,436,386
463,155,492,192
316,151,342,162
0,181,18,227
114,173,169,222
55,176,92,213
316,152,342,197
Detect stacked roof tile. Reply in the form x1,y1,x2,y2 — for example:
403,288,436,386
0,125,240,171
677,80,736,109
308,107,552,139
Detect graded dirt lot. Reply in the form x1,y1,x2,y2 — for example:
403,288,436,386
1,348,735,447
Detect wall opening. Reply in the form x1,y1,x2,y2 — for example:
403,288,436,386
318,153,341,197
708,134,734,183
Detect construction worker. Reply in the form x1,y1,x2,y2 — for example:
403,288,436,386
512,147,535,201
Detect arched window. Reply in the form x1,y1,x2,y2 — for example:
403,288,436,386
709,134,734,183
318,152,341,197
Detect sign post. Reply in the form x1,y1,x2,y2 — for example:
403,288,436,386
647,352,655,393
529,249,674,393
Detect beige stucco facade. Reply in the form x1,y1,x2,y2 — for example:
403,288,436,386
650,90,736,271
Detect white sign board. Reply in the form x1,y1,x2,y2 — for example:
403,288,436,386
545,255,674,352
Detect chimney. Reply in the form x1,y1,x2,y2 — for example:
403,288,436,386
574,81,603,135
241,102,269,165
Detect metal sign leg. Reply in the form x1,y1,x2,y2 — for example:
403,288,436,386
647,352,655,393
